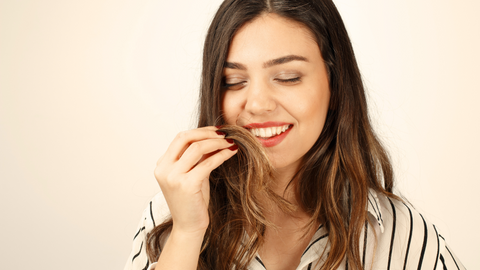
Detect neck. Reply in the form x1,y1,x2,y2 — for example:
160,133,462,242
271,163,301,205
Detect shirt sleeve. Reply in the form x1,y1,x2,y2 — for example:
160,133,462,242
124,193,171,270
436,237,466,270
123,206,152,270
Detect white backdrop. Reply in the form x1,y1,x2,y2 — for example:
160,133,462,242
0,0,478,269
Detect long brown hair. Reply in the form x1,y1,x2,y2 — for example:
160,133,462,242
147,0,398,269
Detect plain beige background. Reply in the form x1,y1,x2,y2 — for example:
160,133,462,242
1,0,478,269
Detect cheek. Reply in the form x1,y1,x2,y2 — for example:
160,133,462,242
307,82,330,112
288,88,329,119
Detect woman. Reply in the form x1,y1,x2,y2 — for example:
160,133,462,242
125,0,465,269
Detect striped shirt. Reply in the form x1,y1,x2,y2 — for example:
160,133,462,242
124,190,465,270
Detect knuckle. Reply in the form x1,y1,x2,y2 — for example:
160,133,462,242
201,158,214,168
156,154,165,166
154,167,160,179
219,149,235,161
218,148,230,158
154,167,167,184
175,130,189,140
154,164,162,176
188,142,202,152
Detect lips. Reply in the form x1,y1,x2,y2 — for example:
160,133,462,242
243,121,293,147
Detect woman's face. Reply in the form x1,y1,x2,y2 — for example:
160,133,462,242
222,13,330,173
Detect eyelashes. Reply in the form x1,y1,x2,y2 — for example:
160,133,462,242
276,77,300,83
223,81,246,90
223,77,301,90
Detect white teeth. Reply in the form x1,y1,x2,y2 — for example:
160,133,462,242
265,128,272,137
249,124,291,138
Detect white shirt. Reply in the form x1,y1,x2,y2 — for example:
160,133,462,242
124,190,465,270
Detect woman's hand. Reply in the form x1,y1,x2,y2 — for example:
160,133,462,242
154,126,237,236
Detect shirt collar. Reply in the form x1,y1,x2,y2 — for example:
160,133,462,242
298,190,386,265
367,189,385,233
246,189,386,269
296,190,386,269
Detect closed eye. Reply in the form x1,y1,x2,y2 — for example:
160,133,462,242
223,81,246,90
223,77,300,90
276,77,301,84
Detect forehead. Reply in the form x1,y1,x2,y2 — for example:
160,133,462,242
226,13,320,64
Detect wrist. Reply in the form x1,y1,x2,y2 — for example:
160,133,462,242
170,226,207,242
157,226,206,268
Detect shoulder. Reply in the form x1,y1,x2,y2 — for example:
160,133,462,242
367,190,446,269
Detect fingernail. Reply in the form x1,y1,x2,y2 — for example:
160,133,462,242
226,138,234,144
215,125,223,129
228,145,238,151
216,131,226,136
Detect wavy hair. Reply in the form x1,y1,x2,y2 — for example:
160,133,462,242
147,0,398,269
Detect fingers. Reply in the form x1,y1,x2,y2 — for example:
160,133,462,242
156,126,238,188
175,138,234,173
162,126,226,163
188,147,238,180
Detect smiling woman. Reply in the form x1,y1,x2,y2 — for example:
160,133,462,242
123,1,466,270
222,14,330,174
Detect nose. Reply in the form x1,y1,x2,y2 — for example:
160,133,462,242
244,80,277,116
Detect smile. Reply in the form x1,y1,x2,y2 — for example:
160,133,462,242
249,124,291,138
243,122,293,147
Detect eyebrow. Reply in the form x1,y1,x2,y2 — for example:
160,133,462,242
224,54,309,70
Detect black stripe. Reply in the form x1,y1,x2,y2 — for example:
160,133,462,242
440,254,448,270
433,225,440,270
446,245,460,270
370,192,383,222
345,256,349,270
368,196,380,219
367,196,382,226
387,198,397,270
362,221,368,269
255,256,266,269
141,259,149,270
133,226,146,240
149,201,156,227
402,203,414,270
440,232,461,269
307,262,312,270
132,241,143,262
417,214,428,270
301,233,329,257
